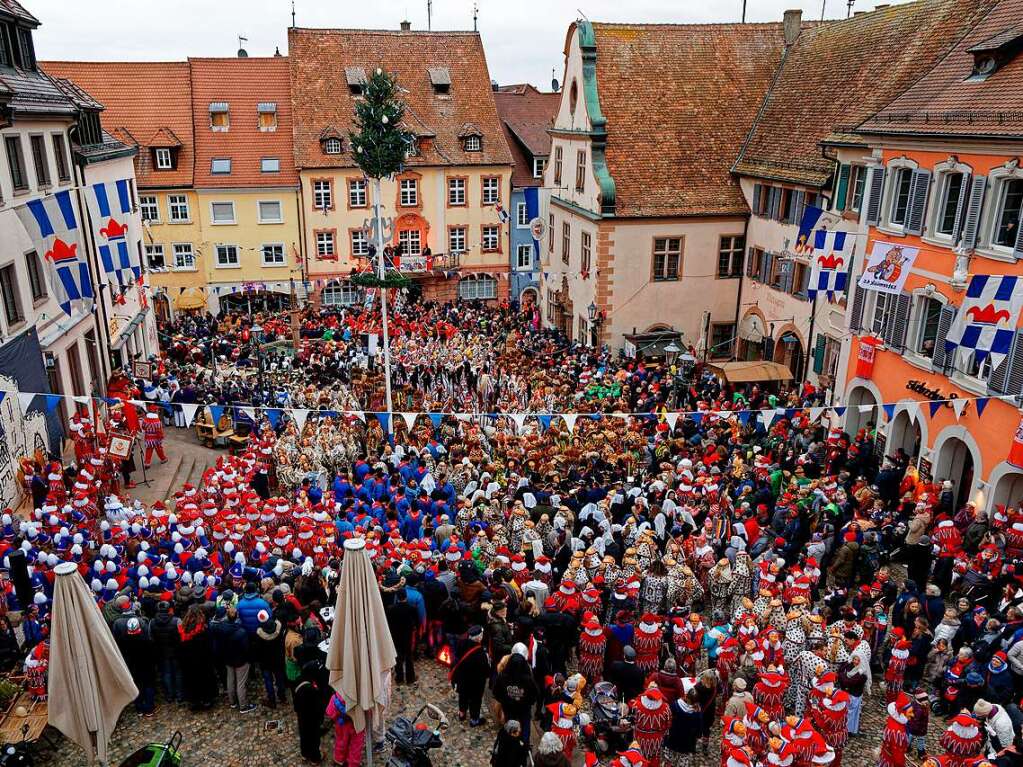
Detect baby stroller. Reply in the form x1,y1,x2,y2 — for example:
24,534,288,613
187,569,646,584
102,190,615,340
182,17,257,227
583,682,633,758
117,732,183,767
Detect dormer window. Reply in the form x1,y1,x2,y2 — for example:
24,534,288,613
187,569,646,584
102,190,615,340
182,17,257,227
428,67,451,95
324,138,342,155
967,29,1023,81
345,67,367,96
154,148,174,170
459,124,483,153
257,102,277,132
405,136,419,159
464,135,481,152
209,102,230,131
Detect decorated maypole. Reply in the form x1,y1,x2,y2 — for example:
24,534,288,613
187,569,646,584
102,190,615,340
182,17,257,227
349,68,415,429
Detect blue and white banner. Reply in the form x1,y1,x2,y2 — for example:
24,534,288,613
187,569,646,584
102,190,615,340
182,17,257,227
14,190,93,317
946,274,1023,369
87,178,142,289
807,229,850,301
524,187,541,261
793,205,825,256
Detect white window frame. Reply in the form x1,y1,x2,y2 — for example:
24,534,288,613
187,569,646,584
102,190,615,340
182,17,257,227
482,177,500,206
349,178,367,207
464,135,481,152
482,225,499,252
515,244,532,270
458,275,496,300
154,148,173,170
144,243,165,270
210,201,236,225
398,229,422,257
869,291,898,337
848,164,867,213
321,282,362,306
312,180,333,210
351,230,370,257
261,243,286,267
172,243,195,271
449,227,467,254
925,158,972,244
323,138,342,155
257,104,278,132
982,165,1023,257
879,158,918,234
168,194,190,223
399,178,418,207
907,289,948,364
257,200,283,224
516,202,528,227
533,157,546,179
139,195,160,223
215,244,240,269
210,158,231,175
316,232,335,258
260,157,280,173
448,177,466,206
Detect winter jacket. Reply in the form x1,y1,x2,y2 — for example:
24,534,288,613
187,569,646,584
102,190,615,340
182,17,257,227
209,617,249,667
829,541,859,581
1007,639,1023,675
150,612,181,662
983,705,1016,751
923,647,952,688
253,619,286,672
236,592,272,635
663,699,702,754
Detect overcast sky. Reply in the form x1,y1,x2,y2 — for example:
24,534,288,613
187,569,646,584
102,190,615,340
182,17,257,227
32,0,910,87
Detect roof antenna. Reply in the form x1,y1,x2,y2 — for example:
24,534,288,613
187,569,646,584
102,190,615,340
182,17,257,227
472,1,478,31
237,35,249,57
846,0,854,17
290,0,296,28
551,67,559,93
742,0,747,22
820,0,827,21
427,0,432,30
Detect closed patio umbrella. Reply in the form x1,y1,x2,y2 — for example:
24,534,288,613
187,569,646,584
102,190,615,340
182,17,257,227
48,561,138,765
327,538,396,760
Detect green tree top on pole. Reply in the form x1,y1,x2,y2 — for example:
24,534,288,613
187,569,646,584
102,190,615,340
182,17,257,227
349,68,415,180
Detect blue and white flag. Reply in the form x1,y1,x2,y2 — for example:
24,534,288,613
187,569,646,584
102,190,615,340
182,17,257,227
495,203,510,224
14,190,93,317
524,187,541,261
807,229,850,301
946,274,1023,369
87,178,142,289
793,205,824,256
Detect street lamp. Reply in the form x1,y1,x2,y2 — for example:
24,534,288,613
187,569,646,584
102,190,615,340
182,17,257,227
250,322,265,400
587,302,603,348
663,341,681,367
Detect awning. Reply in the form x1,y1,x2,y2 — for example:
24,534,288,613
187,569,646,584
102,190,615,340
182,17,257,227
707,360,794,384
109,307,150,351
173,287,207,311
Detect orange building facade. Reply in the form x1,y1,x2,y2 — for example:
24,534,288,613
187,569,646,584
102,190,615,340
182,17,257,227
839,1,1023,513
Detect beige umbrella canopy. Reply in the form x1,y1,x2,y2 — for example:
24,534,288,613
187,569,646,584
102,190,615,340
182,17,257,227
48,561,138,764
327,537,396,734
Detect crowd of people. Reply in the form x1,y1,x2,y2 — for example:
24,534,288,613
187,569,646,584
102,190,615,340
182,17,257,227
5,300,1023,767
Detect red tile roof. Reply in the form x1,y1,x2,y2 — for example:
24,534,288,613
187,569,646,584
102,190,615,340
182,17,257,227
40,60,195,188
494,84,560,187
188,57,299,187
733,0,1000,186
590,22,787,218
858,0,1023,139
288,28,512,170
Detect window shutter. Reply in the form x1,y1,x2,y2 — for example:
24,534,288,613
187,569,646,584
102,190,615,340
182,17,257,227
1014,217,1023,261
753,184,762,215
865,167,886,226
780,260,794,293
789,190,806,225
799,262,811,295
745,248,755,277
762,336,775,361
904,169,931,236
959,175,987,250
760,251,773,284
987,329,1022,393
769,187,782,221
812,334,826,374
888,293,912,351
835,164,850,211
951,173,973,244
849,283,866,331
931,304,957,373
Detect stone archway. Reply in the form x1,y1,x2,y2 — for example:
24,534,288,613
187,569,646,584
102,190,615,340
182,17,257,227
845,384,878,437
519,287,539,308
933,428,981,509
887,408,922,461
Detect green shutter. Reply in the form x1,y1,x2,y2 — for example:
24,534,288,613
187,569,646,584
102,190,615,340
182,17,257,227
835,164,850,211
813,334,826,374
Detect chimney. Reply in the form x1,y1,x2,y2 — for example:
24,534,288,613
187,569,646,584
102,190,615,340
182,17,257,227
783,9,802,46
491,79,499,92
400,19,411,31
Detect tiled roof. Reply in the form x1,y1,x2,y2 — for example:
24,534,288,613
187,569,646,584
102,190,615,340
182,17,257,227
40,61,195,188
288,28,512,170
590,22,787,218
733,0,1000,187
49,76,104,111
188,57,299,188
494,84,559,187
858,0,1023,139
0,0,38,26
0,67,76,116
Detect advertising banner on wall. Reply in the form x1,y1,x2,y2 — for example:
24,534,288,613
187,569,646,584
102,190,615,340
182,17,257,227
857,240,919,295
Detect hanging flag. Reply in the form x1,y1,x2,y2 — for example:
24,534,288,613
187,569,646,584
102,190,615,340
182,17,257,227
832,406,847,418
928,401,943,418
664,412,681,431
350,410,366,424
1011,414,1023,468
808,407,825,423
399,412,418,432
882,403,895,420
374,412,391,433
807,230,850,301
17,393,36,412
946,275,1023,369
14,190,93,317
858,241,919,295
976,398,990,418
428,413,443,429
524,187,541,260
87,178,142,289
537,414,552,431
494,203,510,224
181,403,200,427
952,398,968,420
266,408,282,428
292,409,310,431
510,414,527,432
561,414,578,433
44,394,62,413
793,205,825,255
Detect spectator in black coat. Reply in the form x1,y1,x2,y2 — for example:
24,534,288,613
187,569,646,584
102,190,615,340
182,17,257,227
254,614,288,708
490,720,530,767
210,606,254,713
149,602,182,704
113,614,157,716
386,588,419,684
606,646,646,702
450,625,491,725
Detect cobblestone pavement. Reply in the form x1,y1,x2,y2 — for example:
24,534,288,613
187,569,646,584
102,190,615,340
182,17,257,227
33,655,940,767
